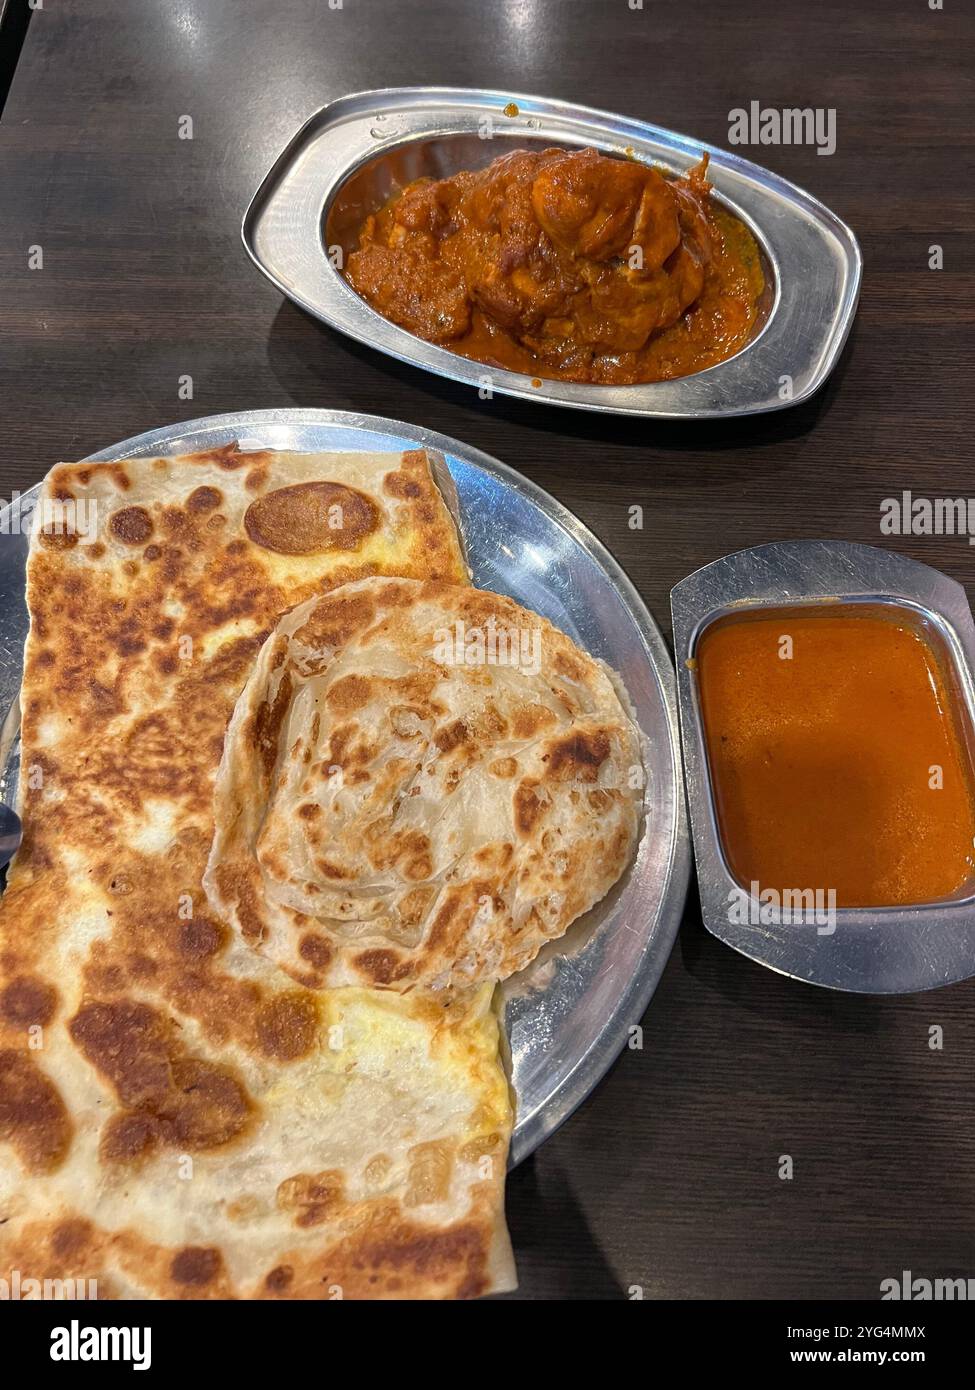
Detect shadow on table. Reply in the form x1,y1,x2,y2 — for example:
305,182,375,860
264,298,856,457
498,1154,624,1300
675,878,894,1034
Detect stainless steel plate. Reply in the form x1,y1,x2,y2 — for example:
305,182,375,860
243,87,861,418
672,540,975,994
0,408,689,1162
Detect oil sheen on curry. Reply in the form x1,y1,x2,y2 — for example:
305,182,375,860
696,607,975,909
345,147,765,385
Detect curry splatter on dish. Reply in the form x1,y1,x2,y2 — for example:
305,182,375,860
345,146,765,385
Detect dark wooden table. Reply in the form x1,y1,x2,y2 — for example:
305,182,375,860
1,0,973,1301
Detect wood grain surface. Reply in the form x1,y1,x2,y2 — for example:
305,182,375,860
1,0,973,1300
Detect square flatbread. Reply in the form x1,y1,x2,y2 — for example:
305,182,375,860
0,443,516,1299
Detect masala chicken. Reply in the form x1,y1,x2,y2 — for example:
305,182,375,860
345,147,765,385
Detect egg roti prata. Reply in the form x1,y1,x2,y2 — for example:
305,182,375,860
205,577,645,995
0,443,516,1299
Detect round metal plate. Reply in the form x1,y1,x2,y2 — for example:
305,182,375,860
0,408,689,1163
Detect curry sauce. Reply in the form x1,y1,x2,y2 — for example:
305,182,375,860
345,147,765,385
696,607,975,908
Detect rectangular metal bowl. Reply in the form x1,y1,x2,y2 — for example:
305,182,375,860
671,540,975,993
242,87,862,418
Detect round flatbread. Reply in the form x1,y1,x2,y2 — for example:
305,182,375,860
205,577,645,994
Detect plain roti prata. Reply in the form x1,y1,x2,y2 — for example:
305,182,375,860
204,577,645,994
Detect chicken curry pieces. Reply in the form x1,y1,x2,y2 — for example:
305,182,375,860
345,147,765,385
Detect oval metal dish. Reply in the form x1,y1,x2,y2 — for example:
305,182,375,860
0,408,690,1161
243,87,861,418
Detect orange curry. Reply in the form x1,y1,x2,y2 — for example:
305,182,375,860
345,147,765,385
696,607,975,908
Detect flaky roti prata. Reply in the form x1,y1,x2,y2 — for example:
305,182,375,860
205,577,645,994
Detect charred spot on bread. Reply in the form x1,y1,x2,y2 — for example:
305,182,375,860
243,481,379,555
